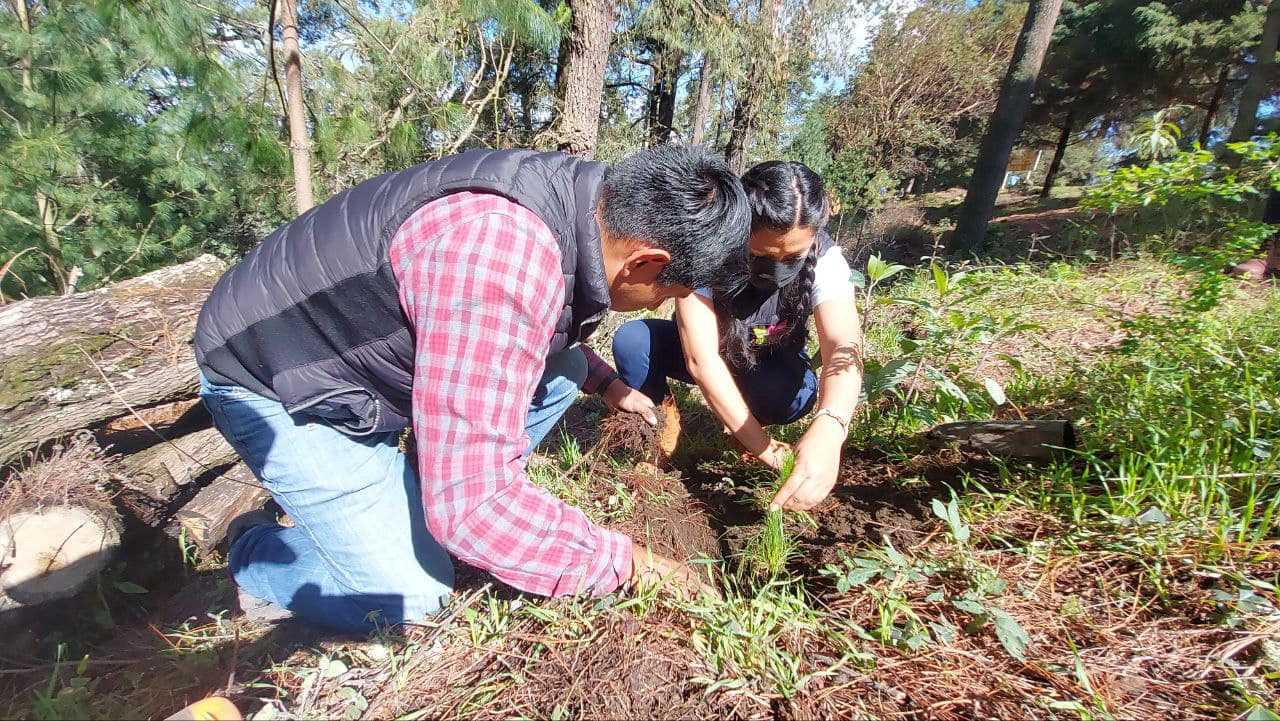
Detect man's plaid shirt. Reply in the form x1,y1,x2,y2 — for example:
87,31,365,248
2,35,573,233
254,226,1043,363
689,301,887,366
389,191,632,596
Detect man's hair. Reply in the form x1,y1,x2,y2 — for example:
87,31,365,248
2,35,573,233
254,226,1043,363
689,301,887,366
600,145,750,292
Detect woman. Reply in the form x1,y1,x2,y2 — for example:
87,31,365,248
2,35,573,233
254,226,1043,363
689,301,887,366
612,160,863,511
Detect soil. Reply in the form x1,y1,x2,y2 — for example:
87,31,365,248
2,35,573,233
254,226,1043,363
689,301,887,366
796,450,993,567
669,438,998,575
613,465,722,565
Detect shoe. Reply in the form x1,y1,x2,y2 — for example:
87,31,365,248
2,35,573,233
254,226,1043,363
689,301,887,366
657,397,682,461
225,509,277,548
236,588,293,624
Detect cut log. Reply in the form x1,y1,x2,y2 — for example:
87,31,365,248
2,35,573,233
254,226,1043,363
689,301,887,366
0,255,224,467
921,419,1075,461
0,503,122,610
116,426,240,501
175,464,269,553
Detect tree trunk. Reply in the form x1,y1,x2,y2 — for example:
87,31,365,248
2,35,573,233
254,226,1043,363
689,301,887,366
9,0,67,293
1228,0,1280,144
278,0,314,214
1198,63,1231,148
649,46,683,145
923,420,1075,461
116,426,239,502
691,57,715,145
725,0,783,173
555,0,616,158
951,0,1064,254
1040,109,1074,199
0,256,224,467
724,72,756,173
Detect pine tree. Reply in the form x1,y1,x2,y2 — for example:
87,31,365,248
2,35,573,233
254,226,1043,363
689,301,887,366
555,0,615,157
951,0,1064,254
0,0,267,296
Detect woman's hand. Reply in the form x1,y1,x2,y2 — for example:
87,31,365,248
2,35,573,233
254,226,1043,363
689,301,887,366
603,379,658,426
753,438,794,473
769,419,844,511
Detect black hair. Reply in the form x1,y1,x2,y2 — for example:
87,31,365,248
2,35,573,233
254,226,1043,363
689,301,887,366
600,145,750,292
717,160,830,370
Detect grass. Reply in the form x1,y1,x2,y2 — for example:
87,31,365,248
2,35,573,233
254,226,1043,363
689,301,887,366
739,453,801,579
4,248,1279,719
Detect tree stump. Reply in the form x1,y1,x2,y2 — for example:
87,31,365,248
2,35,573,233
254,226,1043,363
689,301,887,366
0,503,122,610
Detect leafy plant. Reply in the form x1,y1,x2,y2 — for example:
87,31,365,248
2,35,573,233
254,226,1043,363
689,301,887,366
1127,106,1186,161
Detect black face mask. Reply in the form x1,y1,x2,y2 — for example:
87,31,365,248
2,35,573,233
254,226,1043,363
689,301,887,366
747,254,806,293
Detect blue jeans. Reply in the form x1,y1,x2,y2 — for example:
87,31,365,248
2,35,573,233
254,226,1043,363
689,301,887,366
199,347,588,632
612,318,818,426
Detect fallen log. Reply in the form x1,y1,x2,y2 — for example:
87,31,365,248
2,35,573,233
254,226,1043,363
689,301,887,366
116,426,239,502
921,419,1076,461
175,464,269,553
0,255,224,467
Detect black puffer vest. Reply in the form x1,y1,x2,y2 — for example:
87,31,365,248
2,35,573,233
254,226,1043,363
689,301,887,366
726,231,836,356
195,149,610,436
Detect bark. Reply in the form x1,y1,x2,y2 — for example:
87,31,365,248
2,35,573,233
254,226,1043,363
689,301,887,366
724,72,757,174
0,255,224,467
174,464,269,553
1228,0,1280,144
555,0,616,158
691,57,715,145
1039,109,1074,199
922,420,1075,461
1198,63,1231,148
278,0,314,213
116,427,239,502
648,45,683,145
725,0,783,173
951,0,1064,254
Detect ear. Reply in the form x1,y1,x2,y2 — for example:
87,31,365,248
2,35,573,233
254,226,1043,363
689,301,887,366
620,245,672,281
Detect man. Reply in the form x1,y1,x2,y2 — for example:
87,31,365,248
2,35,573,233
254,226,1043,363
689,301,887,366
194,146,749,631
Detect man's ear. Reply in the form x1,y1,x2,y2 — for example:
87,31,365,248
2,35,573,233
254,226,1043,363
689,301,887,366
620,246,672,281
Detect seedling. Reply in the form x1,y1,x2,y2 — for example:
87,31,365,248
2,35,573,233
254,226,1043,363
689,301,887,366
740,454,800,579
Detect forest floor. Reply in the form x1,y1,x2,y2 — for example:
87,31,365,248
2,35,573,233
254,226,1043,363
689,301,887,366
2,193,1279,720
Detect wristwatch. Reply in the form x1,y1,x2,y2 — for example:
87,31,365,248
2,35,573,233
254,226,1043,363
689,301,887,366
813,407,851,436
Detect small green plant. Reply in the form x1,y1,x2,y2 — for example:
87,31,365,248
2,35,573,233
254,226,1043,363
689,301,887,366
740,453,800,578
880,263,1037,427
1127,105,1186,161
685,578,844,699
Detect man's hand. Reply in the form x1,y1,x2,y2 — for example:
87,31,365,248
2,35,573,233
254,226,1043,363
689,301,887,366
603,379,658,426
629,542,721,601
769,420,843,511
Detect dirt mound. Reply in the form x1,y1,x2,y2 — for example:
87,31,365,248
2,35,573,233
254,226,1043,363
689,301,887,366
798,450,996,566
613,467,722,565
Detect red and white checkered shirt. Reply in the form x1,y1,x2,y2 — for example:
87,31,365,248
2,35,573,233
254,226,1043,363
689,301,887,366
388,191,632,597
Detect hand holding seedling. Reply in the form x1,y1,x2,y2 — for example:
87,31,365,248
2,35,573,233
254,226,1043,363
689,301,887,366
629,541,722,601
754,438,793,473
769,418,843,511
603,378,658,426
